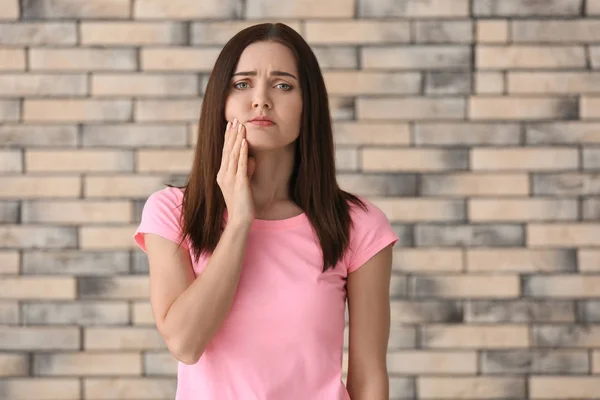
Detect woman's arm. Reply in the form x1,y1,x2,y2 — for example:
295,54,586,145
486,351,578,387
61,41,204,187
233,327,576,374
145,218,252,365
345,244,393,400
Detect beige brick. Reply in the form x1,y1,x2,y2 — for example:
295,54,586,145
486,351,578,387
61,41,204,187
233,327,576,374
335,148,357,171
469,198,577,222
305,21,410,44
0,125,77,147
594,351,600,373
1,0,19,19
0,301,18,324
362,46,470,69
83,124,188,147
247,0,353,18
0,378,80,400
421,325,529,349
412,275,520,298
0,251,19,274
21,0,130,18
84,377,176,400
358,0,469,17
414,20,473,43
144,352,177,375
81,22,185,45
0,327,79,350
416,123,520,145
0,150,22,172
468,249,576,273
477,20,509,43
525,275,600,298
30,48,136,71
22,201,132,224
191,21,302,45
135,99,201,122
0,225,76,249
478,46,585,69
419,377,526,399
528,223,600,247
579,250,600,271
312,47,358,69
332,122,410,145
392,249,463,273
0,176,80,199
387,351,477,374
469,97,577,120
132,301,154,325
581,96,600,119
357,98,465,120
24,99,132,122
527,122,600,144
85,327,165,350
590,0,600,14
421,173,529,196
373,198,464,222
79,226,139,249
530,377,600,398
34,353,141,376
324,71,420,95
0,22,76,45
135,0,236,18
363,148,467,172
79,276,149,300
0,277,75,300
0,49,25,70
472,148,579,171
512,20,600,43
26,150,133,173
141,47,219,71
475,71,504,94
589,45,600,68
85,175,168,198
92,74,197,97
136,149,193,173
509,72,600,94
0,74,87,97
0,100,20,122
0,354,28,377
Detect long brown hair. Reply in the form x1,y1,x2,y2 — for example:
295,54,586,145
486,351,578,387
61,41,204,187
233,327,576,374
178,22,366,272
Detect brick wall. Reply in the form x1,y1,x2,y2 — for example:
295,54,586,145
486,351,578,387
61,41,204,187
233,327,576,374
1,0,599,399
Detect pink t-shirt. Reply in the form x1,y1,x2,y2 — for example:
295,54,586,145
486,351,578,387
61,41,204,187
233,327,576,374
134,186,398,400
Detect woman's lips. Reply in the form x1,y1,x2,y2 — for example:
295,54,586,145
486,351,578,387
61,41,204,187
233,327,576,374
249,120,275,126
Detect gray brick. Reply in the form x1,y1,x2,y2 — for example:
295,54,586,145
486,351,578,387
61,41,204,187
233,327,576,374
513,20,600,43
533,173,600,195
389,377,415,399
414,20,473,43
0,326,79,350
481,350,589,374
0,125,77,147
390,275,408,298
391,300,463,323
0,22,76,45
78,276,149,299
583,148,600,170
583,198,600,220
0,226,77,249
415,123,521,146
0,74,88,97
532,325,600,347
30,48,137,71
424,72,471,95
21,0,131,19
133,200,145,224
23,251,129,275
312,47,358,69
0,302,18,324
527,122,600,144
82,124,188,148
0,202,19,223
578,301,600,322
0,151,22,173
143,352,177,376
132,250,149,274
415,224,524,247
337,173,418,197
466,300,576,323
246,0,353,18
474,0,581,16
391,225,414,247
362,46,471,70
0,100,20,122
329,97,354,121
358,0,469,17
23,302,128,325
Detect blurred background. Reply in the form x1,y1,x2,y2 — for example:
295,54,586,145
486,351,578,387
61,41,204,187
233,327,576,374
1,0,599,399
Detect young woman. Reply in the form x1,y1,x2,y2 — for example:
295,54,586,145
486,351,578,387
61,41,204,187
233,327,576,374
134,22,398,400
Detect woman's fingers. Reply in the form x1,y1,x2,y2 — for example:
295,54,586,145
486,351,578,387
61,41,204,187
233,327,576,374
220,120,233,171
238,136,248,178
228,123,244,175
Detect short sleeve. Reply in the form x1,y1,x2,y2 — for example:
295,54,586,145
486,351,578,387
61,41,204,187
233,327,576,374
346,198,399,274
133,187,188,253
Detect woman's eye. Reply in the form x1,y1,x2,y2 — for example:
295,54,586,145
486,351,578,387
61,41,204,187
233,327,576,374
276,83,292,91
234,82,249,89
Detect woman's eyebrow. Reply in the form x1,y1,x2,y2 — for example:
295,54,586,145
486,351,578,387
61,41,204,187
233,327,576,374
232,70,298,80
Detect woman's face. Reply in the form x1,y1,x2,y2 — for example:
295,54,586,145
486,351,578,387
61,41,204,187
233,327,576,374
224,41,303,152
